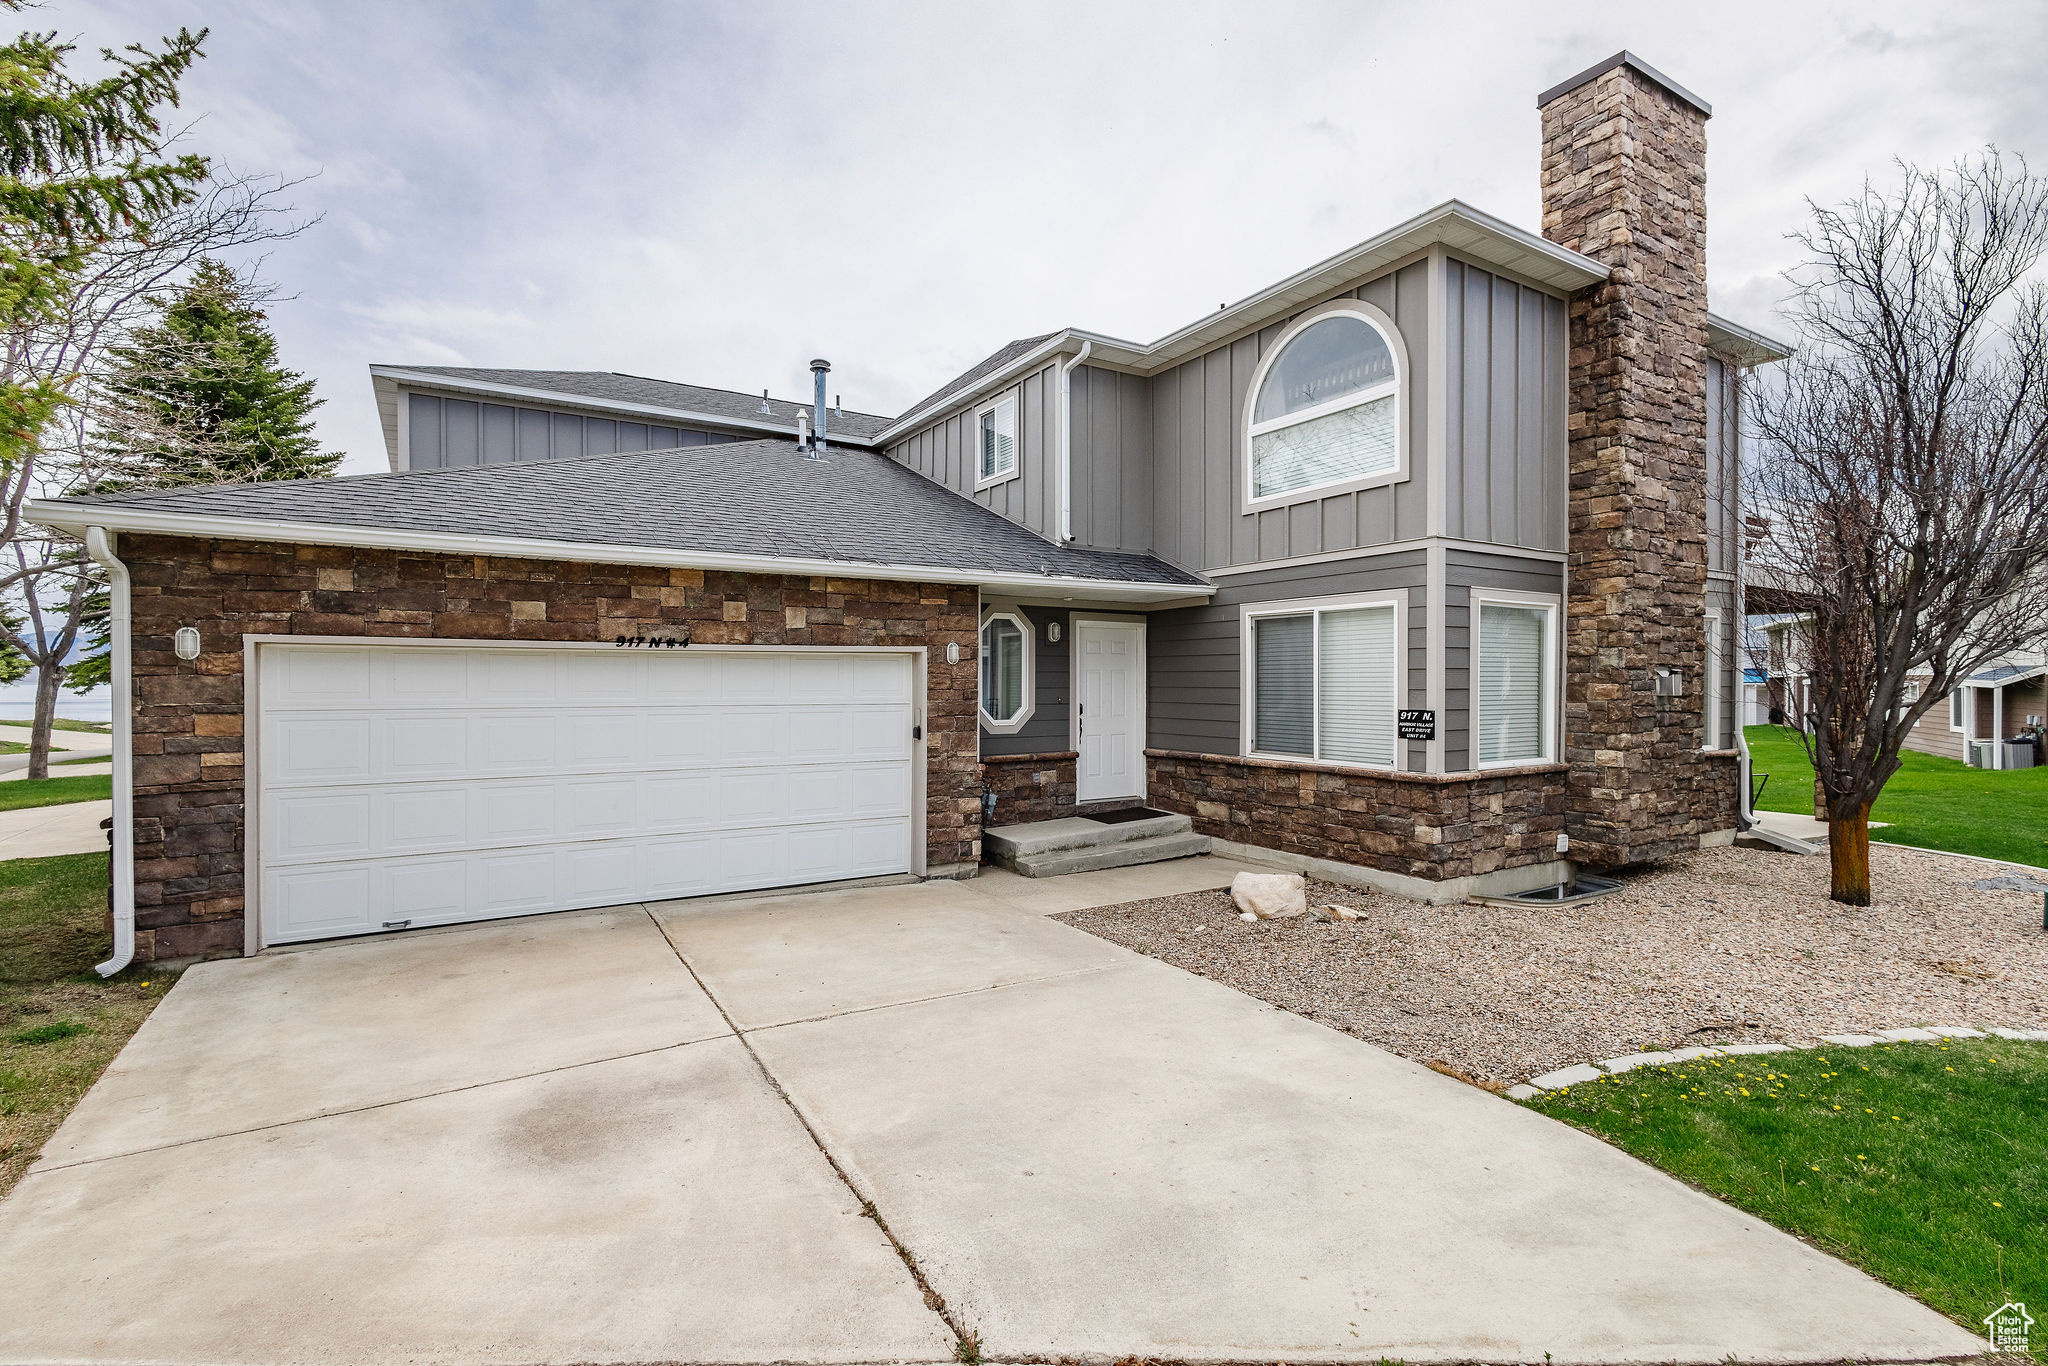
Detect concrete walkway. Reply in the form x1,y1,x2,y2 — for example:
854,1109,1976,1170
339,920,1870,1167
0,864,1983,1365
0,797,111,858
0,723,113,776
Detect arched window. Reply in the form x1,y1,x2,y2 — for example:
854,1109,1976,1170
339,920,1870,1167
1247,310,1402,504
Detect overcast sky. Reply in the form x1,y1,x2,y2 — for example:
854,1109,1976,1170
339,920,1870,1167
41,0,2048,476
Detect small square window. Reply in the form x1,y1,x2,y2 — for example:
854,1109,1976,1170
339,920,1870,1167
978,396,1017,484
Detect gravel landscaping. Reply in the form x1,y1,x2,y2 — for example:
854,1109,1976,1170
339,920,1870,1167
1056,844,2048,1086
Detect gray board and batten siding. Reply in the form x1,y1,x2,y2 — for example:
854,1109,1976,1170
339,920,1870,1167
406,392,747,469
1147,550,1432,771
1705,354,1740,575
885,253,1569,575
886,363,1063,545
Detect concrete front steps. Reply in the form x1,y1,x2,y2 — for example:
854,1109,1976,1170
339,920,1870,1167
984,809,1211,878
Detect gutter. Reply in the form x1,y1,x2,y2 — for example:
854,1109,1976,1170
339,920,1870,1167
83,527,135,977
1058,341,1092,542
27,504,1213,606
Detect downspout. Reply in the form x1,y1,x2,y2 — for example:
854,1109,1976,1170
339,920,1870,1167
1058,341,1092,543
84,527,135,977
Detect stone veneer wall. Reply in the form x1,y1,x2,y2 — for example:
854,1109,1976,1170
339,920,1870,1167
1541,61,1730,866
1146,750,1567,883
981,752,1076,830
121,533,981,963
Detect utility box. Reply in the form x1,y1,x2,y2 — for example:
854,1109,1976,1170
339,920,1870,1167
2004,738,2037,769
1969,740,1999,769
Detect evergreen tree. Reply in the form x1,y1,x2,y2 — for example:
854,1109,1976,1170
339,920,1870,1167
93,257,334,487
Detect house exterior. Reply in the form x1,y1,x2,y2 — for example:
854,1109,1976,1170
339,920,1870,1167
30,51,1789,965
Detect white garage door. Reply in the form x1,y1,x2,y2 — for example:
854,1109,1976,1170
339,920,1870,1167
256,644,916,946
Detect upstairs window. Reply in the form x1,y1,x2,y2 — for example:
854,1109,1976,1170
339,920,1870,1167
978,395,1017,486
1248,311,1401,505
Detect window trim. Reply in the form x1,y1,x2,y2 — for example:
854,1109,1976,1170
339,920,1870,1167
977,607,1035,733
1470,588,1560,770
1238,590,1408,772
1704,610,1723,751
1950,686,1968,735
1241,301,1410,515
974,391,1020,491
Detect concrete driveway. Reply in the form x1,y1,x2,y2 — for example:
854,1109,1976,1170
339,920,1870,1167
0,866,1984,1365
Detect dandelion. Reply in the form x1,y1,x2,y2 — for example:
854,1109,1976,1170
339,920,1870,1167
1993,1202,2003,1208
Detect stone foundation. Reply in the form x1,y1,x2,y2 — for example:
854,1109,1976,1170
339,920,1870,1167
981,752,1077,829
1145,749,1568,883
121,534,981,963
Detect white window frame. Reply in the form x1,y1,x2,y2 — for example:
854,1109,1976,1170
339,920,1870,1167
1949,686,1967,734
1704,610,1723,750
975,391,1019,490
978,607,1035,733
1241,300,1410,514
1470,588,1561,770
1239,590,1407,771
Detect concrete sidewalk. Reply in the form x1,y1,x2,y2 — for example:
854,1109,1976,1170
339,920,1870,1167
0,862,1985,1365
0,797,110,858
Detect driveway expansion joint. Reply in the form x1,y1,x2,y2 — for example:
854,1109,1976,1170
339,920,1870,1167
739,962,1129,1036
642,905,972,1353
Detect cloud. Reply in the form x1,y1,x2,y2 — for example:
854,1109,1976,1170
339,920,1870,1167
44,0,2048,476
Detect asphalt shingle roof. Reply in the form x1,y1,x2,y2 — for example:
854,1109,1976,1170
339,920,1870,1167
896,334,1058,426
58,439,1206,589
390,368,896,442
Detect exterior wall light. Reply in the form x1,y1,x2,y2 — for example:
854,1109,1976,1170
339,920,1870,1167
173,627,201,661
1047,620,1062,643
945,642,961,665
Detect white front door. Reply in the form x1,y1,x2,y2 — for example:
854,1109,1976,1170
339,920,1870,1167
254,643,916,946
1075,621,1144,803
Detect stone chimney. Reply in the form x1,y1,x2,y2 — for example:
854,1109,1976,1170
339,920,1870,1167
1538,52,1720,867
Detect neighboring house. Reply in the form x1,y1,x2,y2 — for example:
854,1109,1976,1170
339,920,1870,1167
1761,613,2044,770
29,51,1791,965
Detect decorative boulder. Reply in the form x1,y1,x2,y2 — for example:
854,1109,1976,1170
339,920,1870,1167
1230,871,1308,921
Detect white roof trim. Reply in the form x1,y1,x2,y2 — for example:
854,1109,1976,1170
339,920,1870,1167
875,199,1610,444
1706,314,1794,366
26,502,1211,605
370,367,887,448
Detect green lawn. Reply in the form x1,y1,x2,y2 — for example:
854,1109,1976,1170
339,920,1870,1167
0,852,169,1196
0,776,111,812
1527,1039,2047,1357
1746,725,2048,868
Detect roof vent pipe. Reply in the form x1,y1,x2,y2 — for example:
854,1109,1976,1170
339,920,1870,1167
760,389,772,415
810,358,830,453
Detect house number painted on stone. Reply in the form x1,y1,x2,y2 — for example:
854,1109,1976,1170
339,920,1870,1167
614,629,691,648
1397,709,1436,741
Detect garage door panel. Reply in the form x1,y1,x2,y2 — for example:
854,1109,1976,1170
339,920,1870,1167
267,647,372,707
559,712,640,766
720,654,786,701
560,777,637,835
386,859,468,920
271,792,372,861
561,651,637,699
475,714,558,770
379,788,469,853
383,715,469,779
383,649,468,703
478,651,560,702
268,866,376,940
272,717,373,783
258,645,916,946
719,710,788,762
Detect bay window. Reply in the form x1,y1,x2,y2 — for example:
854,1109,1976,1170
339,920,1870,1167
1474,598,1556,767
1247,601,1399,767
